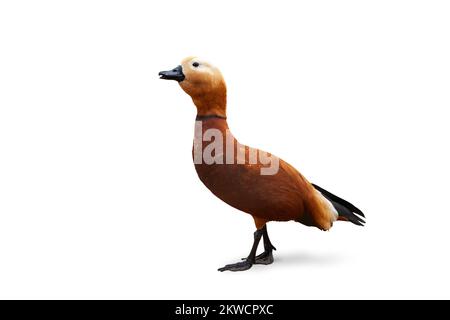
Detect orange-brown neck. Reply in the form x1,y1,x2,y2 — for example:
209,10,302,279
192,83,227,118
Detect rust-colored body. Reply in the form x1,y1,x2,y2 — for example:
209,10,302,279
193,118,335,231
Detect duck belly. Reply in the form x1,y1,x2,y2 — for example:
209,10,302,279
194,161,307,222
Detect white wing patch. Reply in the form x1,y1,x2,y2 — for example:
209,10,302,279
316,190,339,222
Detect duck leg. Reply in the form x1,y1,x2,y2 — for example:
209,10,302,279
253,225,276,265
240,225,276,264
218,228,263,272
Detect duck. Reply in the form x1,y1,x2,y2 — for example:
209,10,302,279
159,57,365,272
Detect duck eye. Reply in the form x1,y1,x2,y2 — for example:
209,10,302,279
192,62,200,68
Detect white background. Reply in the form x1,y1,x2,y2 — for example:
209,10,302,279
1,1,449,299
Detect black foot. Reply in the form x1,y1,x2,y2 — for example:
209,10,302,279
218,259,253,272
242,251,274,265
255,251,274,265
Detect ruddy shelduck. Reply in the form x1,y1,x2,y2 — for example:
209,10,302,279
159,57,365,272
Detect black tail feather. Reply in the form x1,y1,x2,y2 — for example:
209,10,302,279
312,183,365,226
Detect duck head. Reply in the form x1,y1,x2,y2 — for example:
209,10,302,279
159,57,227,117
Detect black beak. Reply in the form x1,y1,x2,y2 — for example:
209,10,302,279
158,65,185,82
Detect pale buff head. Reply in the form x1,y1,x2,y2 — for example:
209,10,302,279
159,57,227,116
